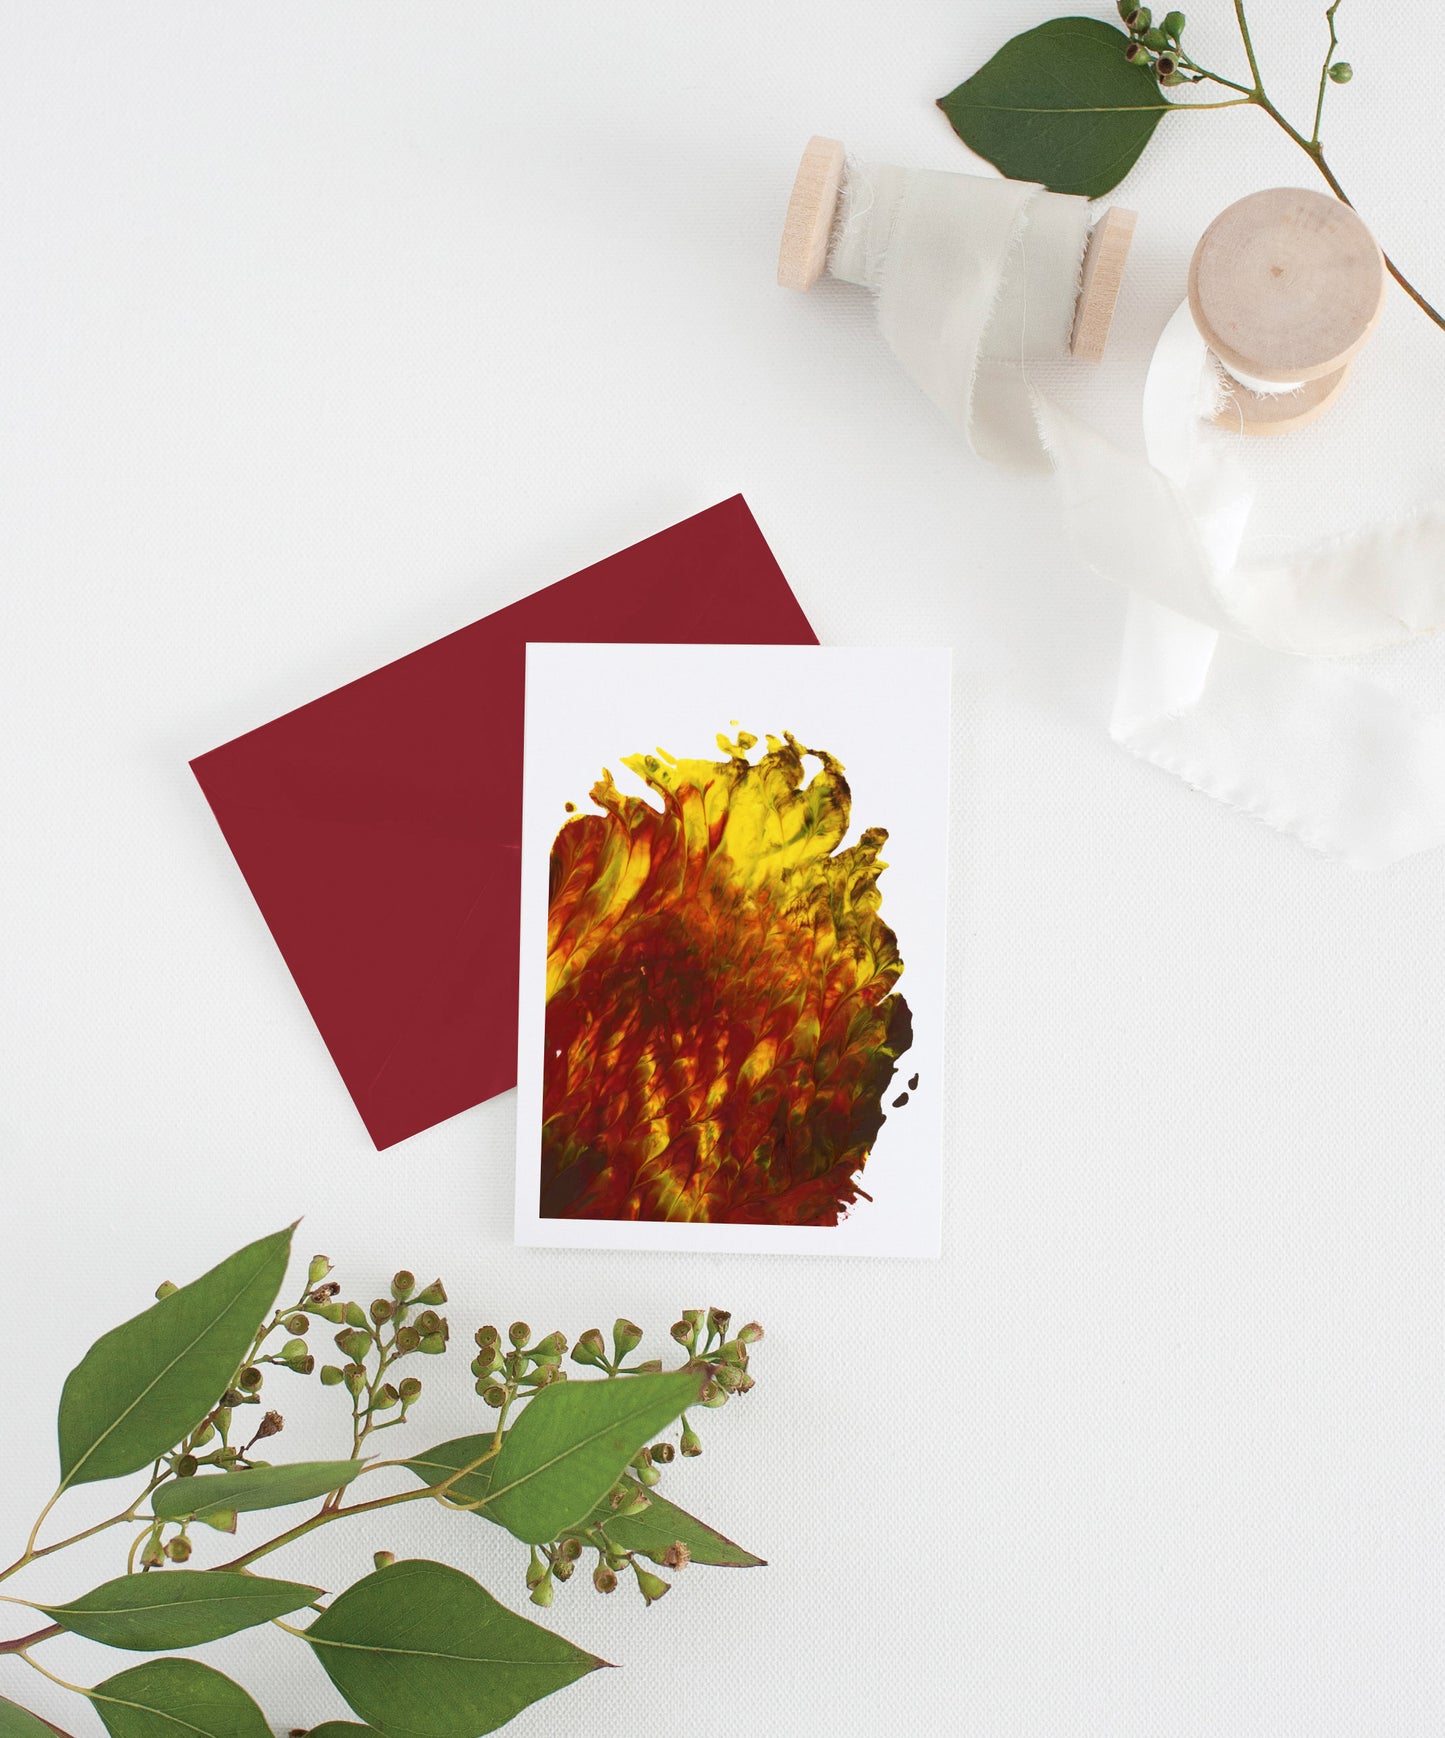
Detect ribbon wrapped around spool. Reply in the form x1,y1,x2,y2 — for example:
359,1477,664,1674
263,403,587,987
778,136,1136,472
777,139,1445,867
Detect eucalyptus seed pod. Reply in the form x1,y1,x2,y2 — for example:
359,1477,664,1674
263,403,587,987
593,1564,618,1594
284,1314,310,1335
707,1307,731,1338
558,1536,583,1562
282,1338,307,1361
395,1325,421,1354
192,1419,216,1447
391,1270,416,1300
374,1550,395,1570
197,1508,237,1533
307,1255,332,1286
398,1376,422,1403
237,1366,263,1391
418,1332,446,1355
166,1535,192,1563
369,1298,394,1325
651,1442,675,1464
525,1549,548,1590
1163,8,1186,34
679,1420,703,1457
737,1322,765,1344
415,1309,443,1337
612,1318,643,1358
344,1301,368,1330
292,1354,316,1375
571,1328,607,1368
154,1281,178,1300
670,1320,693,1345
508,1320,532,1348
174,1453,198,1478
633,1565,669,1605
553,1558,574,1582
417,1280,447,1306
344,1363,367,1396
475,1324,500,1348
334,1327,372,1362
376,1383,400,1409
254,1410,284,1440
636,1461,661,1487
630,1359,663,1374
213,1406,233,1435
529,1573,554,1608
319,1364,344,1386
309,1301,345,1325
482,1383,508,1407
1329,60,1352,82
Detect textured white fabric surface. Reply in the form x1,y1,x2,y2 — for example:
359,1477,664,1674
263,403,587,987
2,4,1445,1735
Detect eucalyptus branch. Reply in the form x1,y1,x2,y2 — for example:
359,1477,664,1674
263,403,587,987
1121,3,1445,334
0,1232,766,1738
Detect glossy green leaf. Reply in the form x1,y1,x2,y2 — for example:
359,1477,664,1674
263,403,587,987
484,1370,704,1545
152,1460,363,1521
92,1659,271,1738
57,1227,294,1488
587,1478,765,1568
402,1435,497,1508
938,17,1172,198
304,1559,602,1738
38,1569,320,1651
0,1694,59,1738
302,1726,381,1738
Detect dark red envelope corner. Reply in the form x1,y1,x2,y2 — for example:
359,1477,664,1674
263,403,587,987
190,496,818,1149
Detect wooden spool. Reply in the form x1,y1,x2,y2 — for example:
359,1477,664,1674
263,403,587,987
776,135,1138,365
1188,186,1387,436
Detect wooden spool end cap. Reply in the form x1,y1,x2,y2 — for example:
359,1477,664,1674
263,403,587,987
1212,361,1353,438
1070,205,1138,364
778,135,847,291
1189,186,1386,385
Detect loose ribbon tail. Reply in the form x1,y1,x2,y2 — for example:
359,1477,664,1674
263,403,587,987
835,163,1445,867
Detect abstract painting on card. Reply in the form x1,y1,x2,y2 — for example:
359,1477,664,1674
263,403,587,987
514,643,951,1258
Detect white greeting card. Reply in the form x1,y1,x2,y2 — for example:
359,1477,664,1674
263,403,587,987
514,643,951,1258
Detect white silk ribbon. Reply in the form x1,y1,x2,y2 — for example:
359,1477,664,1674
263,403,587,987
828,160,1445,867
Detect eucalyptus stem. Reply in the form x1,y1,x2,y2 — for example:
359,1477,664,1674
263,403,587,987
1173,3,1445,334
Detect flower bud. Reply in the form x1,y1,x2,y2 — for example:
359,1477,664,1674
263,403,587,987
418,1332,446,1355
593,1564,618,1594
344,1301,368,1330
417,1280,447,1306
369,1298,394,1325
309,1301,345,1324
220,1389,245,1409
714,1363,744,1392
192,1419,215,1447
526,1549,548,1590
307,1255,332,1286
320,1363,344,1386
1160,69,1185,84
529,1574,553,1607
680,1421,702,1457
166,1535,192,1563
391,1270,416,1300
284,1314,309,1335
282,1338,308,1361
737,1322,765,1344
636,1461,661,1487
571,1328,607,1368
612,1318,643,1358
630,1359,662,1374
1163,9,1186,35
633,1564,669,1605
214,1407,233,1435
154,1281,178,1301
374,1550,395,1571
508,1321,532,1348
398,1376,422,1403
553,1558,574,1582
1328,60,1352,83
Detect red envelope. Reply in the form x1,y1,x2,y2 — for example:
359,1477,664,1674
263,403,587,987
191,497,817,1149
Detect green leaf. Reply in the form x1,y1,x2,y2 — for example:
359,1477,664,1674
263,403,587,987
587,1478,765,1568
303,1559,602,1738
303,1727,381,1738
152,1460,363,1521
483,1370,704,1545
57,1227,294,1489
402,1435,497,1509
938,17,1172,198
91,1659,271,1738
405,1438,763,1566
37,1569,320,1651
0,1694,60,1738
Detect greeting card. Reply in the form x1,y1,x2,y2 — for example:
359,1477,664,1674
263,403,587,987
515,643,951,1258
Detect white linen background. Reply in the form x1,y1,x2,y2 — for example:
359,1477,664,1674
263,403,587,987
1,2,1443,1734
